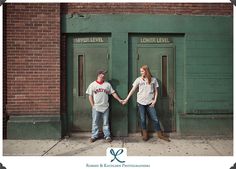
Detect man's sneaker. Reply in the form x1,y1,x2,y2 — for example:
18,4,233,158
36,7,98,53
90,137,97,143
105,137,112,143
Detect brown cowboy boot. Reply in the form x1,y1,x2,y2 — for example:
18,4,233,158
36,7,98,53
157,131,171,142
142,130,149,141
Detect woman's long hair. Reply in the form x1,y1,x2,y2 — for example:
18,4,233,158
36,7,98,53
141,65,152,84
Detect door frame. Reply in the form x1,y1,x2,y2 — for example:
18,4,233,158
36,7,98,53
129,35,176,132
72,46,110,131
66,34,112,134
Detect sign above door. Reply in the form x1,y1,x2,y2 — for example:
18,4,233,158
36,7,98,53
139,37,172,44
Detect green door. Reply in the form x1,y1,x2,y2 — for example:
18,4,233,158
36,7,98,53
136,46,175,132
73,46,109,131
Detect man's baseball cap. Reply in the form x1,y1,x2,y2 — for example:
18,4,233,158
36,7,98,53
97,69,107,75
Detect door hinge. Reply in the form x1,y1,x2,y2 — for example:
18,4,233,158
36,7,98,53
107,53,110,60
137,53,140,60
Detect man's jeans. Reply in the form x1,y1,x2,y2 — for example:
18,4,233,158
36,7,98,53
138,103,161,131
92,108,110,139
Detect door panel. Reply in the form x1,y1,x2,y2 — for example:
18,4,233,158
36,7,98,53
73,47,109,131
137,47,175,132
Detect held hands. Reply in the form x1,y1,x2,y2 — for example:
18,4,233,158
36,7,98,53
118,98,156,106
122,99,128,105
118,98,128,105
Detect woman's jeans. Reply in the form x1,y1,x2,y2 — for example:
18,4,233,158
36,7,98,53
138,103,161,131
92,108,110,139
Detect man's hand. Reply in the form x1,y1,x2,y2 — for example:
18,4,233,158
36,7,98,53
118,99,123,104
122,99,128,105
149,100,156,107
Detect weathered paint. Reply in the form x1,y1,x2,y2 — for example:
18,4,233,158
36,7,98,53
73,36,110,131
7,115,61,139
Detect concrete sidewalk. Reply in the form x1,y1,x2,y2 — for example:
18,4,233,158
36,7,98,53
3,134,233,156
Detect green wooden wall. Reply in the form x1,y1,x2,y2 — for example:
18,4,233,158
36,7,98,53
62,14,233,136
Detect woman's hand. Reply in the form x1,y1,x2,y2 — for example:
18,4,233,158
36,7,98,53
118,99,123,104
122,98,128,105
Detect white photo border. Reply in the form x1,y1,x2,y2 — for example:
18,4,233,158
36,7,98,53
0,0,235,169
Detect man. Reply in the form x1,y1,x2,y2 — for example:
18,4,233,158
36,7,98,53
86,69,123,143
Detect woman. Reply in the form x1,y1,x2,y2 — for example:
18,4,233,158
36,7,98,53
123,65,170,142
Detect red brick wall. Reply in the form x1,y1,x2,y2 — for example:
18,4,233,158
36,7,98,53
3,3,232,117
4,3,61,115
3,5,7,138
61,3,233,15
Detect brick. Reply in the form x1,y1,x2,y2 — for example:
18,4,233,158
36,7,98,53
3,2,233,118
61,3,232,15
4,3,61,116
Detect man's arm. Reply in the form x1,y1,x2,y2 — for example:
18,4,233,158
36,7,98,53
88,95,94,108
111,92,122,104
